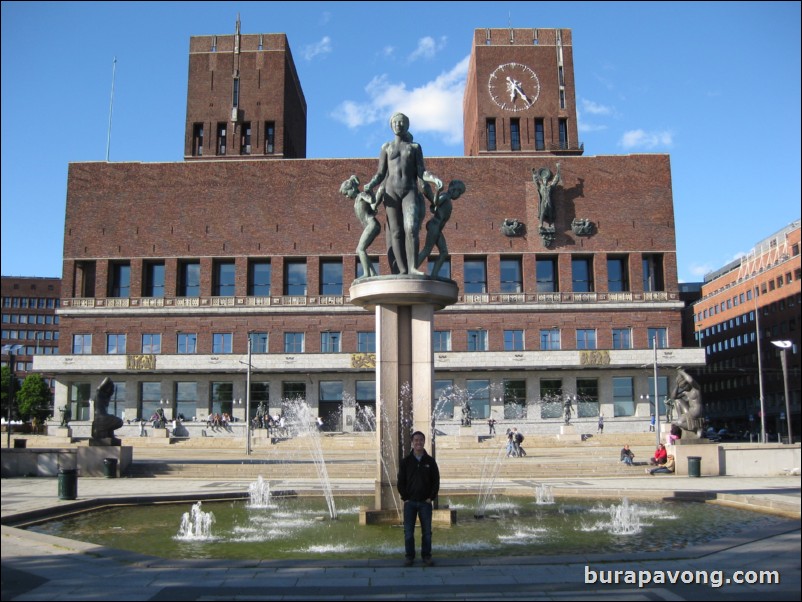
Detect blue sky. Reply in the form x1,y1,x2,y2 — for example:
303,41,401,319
2,1,800,282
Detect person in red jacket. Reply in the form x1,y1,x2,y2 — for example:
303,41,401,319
649,443,668,465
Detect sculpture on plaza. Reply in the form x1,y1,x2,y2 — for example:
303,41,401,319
362,113,443,275
340,175,382,278
59,403,71,427
416,180,466,278
91,376,124,443
669,367,704,437
563,397,574,425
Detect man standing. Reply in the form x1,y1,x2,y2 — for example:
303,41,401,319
397,431,440,566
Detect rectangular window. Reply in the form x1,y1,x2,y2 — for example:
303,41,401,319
559,88,566,109
72,334,92,355
642,254,665,292
249,332,268,353
558,118,568,149
265,122,275,154
284,260,307,296
192,123,204,156
539,379,562,419
357,332,375,353
106,334,126,354
240,122,251,155
576,329,597,350
216,122,227,155
320,260,343,295
648,327,668,349
647,376,669,416
607,257,629,292
109,263,131,298
434,379,454,419
504,329,524,351
321,331,341,353
75,261,96,298
232,78,240,107
143,261,165,298
510,118,521,151
142,333,161,354
248,260,271,296
467,329,488,351
284,332,305,353
503,379,527,419
177,333,197,354
540,329,560,350
213,260,236,296
178,261,201,297
210,381,233,416
427,257,450,279
613,376,635,417
500,257,523,293
433,331,452,352
175,382,197,421
535,119,545,150
466,379,490,419
576,378,599,417
464,258,487,293
212,333,233,354
140,381,162,422
250,382,269,418
612,328,632,349
572,257,594,292
283,381,306,401
355,380,376,429
536,257,558,292
486,119,496,151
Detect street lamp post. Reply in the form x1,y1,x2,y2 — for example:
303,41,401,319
771,340,793,444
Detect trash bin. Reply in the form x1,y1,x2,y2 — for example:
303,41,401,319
13,438,27,448
103,457,118,478
58,468,78,500
687,456,702,478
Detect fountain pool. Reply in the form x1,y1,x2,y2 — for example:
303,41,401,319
27,493,791,561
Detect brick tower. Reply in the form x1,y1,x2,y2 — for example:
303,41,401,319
463,28,583,156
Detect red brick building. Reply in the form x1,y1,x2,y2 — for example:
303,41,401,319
692,222,801,439
39,26,704,432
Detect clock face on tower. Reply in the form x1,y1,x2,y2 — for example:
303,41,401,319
488,62,540,112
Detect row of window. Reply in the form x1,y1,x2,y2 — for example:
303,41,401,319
66,374,668,422
486,118,569,152
71,327,669,355
694,268,801,322
94,254,667,299
191,121,275,157
2,297,60,309
2,314,59,325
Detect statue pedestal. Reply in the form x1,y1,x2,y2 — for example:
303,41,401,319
350,276,458,516
558,424,582,442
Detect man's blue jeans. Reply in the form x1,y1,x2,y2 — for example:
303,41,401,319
403,500,433,559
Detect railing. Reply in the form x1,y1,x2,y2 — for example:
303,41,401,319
61,290,678,312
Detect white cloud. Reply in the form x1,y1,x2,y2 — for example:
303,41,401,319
303,36,332,61
619,129,673,150
688,263,714,279
408,36,447,62
578,122,608,133
581,99,612,115
331,55,470,146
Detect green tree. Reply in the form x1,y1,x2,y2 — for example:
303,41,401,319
17,373,52,422
1,365,20,419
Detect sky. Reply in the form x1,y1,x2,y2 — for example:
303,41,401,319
1,1,800,282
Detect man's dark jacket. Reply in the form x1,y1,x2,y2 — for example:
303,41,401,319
397,450,440,502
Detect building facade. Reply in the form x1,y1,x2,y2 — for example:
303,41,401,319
692,221,801,439
2,276,62,409
37,26,704,433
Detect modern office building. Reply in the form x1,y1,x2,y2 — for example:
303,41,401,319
1,276,62,405
692,221,801,439
37,25,704,433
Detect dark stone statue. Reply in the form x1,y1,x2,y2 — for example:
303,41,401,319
59,404,71,427
533,163,561,226
91,377,124,444
501,218,525,237
669,368,704,437
416,180,465,278
571,218,594,236
364,113,442,275
563,397,573,425
340,175,381,278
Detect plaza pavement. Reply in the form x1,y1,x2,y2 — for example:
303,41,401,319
1,447,800,601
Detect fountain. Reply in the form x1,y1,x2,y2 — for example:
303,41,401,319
609,498,641,535
176,502,216,541
247,476,271,509
474,444,507,518
535,484,555,505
